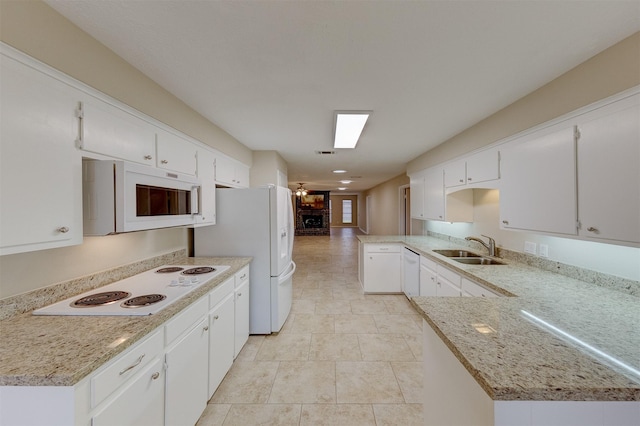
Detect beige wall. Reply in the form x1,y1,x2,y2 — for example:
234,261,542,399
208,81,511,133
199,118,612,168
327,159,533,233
250,151,288,188
330,195,358,227
407,32,640,173
0,1,251,298
363,174,410,235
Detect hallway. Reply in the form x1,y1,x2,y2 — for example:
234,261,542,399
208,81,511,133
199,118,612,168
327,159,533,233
197,228,424,425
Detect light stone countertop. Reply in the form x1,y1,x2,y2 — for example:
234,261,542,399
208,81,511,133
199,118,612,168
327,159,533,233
358,235,640,401
0,256,251,387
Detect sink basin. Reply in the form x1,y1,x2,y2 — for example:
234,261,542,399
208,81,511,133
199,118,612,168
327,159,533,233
452,257,506,265
433,249,480,258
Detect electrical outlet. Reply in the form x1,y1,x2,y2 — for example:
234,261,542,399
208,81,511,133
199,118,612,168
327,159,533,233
524,241,537,255
539,244,549,258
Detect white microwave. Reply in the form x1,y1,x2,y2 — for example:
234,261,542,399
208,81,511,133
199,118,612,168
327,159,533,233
83,160,201,235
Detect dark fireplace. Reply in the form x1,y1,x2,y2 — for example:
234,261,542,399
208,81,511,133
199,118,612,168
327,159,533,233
302,215,323,228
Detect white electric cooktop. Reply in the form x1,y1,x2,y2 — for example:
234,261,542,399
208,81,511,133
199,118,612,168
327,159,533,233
33,265,230,316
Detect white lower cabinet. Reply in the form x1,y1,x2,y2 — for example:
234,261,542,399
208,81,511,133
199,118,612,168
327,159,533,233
361,244,402,293
208,278,235,398
164,299,209,426
92,358,165,426
420,257,461,297
234,267,250,358
461,278,500,298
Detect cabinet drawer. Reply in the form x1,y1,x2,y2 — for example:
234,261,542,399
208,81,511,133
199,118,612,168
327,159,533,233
420,256,437,271
165,296,208,346
209,276,234,308
461,278,500,298
436,265,461,285
235,265,250,286
365,244,401,254
91,330,163,407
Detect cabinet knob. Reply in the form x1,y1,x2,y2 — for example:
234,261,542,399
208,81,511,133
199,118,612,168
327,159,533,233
438,215,443,219
57,226,69,233
213,315,219,320
203,325,209,331
502,220,509,225
587,227,599,233
144,155,152,160
468,177,472,181
151,372,160,380
238,293,242,297
459,179,464,183
161,160,168,164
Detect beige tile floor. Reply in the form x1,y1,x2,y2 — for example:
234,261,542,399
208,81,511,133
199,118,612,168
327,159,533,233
197,228,423,425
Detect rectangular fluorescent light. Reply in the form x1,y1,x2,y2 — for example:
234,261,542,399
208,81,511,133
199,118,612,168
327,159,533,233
334,112,370,149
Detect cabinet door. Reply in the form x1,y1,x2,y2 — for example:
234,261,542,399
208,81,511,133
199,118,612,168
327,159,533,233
436,276,461,297
165,317,209,426
234,279,250,358
214,155,236,186
466,148,500,184
424,167,445,221
156,129,197,175
208,293,235,398
444,159,466,188
81,98,156,165
577,95,640,244
500,125,577,235
196,148,217,225
92,358,164,426
409,172,425,219
364,252,402,293
0,54,82,255
419,264,437,296
235,163,250,188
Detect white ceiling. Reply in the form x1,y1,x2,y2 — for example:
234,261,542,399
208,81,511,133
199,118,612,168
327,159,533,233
46,0,639,192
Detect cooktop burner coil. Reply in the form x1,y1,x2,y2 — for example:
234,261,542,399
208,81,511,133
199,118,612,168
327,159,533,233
182,267,216,275
71,291,132,308
121,294,167,308
155,266,185,273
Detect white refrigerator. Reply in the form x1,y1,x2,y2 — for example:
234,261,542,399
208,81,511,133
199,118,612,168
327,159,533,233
194,185,295,334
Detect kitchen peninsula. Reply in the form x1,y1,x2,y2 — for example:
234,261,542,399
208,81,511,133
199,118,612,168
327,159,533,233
0,252,252,425
358,235,640,426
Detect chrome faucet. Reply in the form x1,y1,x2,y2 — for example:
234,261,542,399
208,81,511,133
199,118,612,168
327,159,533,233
465,235,496,257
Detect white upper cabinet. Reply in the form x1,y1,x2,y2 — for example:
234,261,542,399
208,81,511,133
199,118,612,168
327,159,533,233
466,148,500,185
500,124,577,236
0,51,83,255
80,99,156,166
444,148,500,189
409,171,426,219
576,94,640,244
215,155,249,188
156,129,197,175
195,148,217,226
443,159,467,188
424,166,473,222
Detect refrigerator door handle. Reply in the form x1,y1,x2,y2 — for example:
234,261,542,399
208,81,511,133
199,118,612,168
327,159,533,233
279,261,296,283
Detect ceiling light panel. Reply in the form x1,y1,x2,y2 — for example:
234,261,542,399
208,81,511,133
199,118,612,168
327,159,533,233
334,112,370,149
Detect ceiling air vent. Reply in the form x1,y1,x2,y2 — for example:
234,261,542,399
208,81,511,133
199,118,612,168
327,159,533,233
315,150,336,155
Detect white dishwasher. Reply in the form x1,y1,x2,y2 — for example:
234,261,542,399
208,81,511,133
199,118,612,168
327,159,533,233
403,247,420,297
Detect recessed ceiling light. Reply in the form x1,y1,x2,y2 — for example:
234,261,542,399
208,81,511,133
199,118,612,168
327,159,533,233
338,187,347,191
340,180,352,184
333,170,347,174
334,111,371,149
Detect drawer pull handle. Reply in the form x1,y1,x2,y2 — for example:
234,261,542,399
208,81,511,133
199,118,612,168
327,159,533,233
144,155,152,160
240,274,247,280
502,220,509,225
161,160,168,164
57,227,69,233
119,354,145,375
151,372,160,380
587,226,599,233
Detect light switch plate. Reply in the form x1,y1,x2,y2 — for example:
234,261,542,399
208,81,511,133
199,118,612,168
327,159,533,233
539,244,549,258
524,241,537,255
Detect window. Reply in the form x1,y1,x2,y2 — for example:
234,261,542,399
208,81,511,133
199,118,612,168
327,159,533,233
342,200,352,224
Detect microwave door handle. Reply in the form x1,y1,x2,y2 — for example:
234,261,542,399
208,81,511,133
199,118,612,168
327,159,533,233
191,185,200,215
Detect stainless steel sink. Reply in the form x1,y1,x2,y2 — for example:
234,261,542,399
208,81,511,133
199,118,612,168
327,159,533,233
432,249,480,258
452,257,506,265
